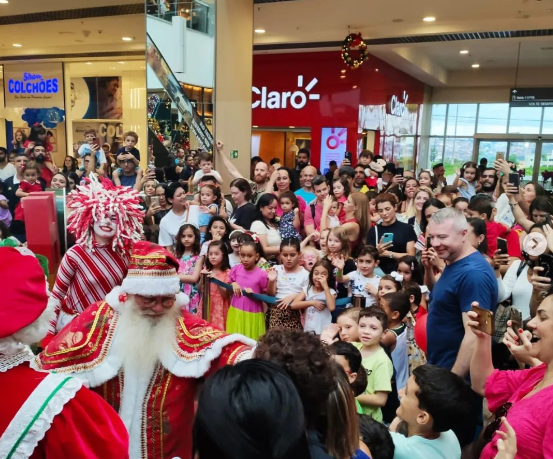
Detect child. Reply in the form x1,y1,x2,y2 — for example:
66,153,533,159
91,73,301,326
191,152,222,189
117,130,140,165
452,196,469,216
227,240,269,340
467,196,509,257
14,162,42,221
359,415,395,459
380,292,410,351
228,230,243,267
200,216,231,256
378,274,402,300
300,245,320,272
78,129,107,172
390,365,472,458
202,240,231,330
0,180,12,227
324,227,356,309
24,124,52,153
436,192,453,208
335,245,381,307
355,307,394,422
198,184,220,243
176,223,204,315
401,282,427,377
395,255,424,285
266,238,309,330
330,341,368,414
453,161,479,200
278,191,301,240
333,176,350,223
326,196,341,228
366,191,380,227
291,259,336,335
318,228,331,258
320,306,362,345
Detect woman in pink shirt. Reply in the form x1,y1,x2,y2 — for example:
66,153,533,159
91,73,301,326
468,293,553,459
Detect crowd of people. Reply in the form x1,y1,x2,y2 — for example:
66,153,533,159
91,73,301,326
1,133,553,459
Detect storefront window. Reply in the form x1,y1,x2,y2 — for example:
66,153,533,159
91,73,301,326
476,103,509,134
443,137,474,178
429,137,444,165
540,142,553,175
446,104,477,137
542,108,553,135
430,104,447,136
508,106,542,134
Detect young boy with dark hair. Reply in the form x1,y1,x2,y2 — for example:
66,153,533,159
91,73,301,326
192,151,222,188
330,341,368,414
466,196,509,257
359,415,395,459
380,292,411,352
390,364,472,458
117,130,140,166
354,307,393,422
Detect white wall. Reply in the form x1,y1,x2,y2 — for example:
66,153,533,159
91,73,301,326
147,16,214,89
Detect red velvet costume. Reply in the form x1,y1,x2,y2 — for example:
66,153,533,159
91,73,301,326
35,300,254,459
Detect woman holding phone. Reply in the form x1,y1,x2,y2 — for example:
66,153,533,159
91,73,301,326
468,289,553,459
366,193,417,274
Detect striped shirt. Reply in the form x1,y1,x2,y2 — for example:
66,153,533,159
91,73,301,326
51,244,128,315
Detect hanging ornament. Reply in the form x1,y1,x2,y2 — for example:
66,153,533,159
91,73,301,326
341,33,368,69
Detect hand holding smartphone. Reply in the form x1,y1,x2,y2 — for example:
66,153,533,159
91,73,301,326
508,172,520,191
382,233,394,245
471,304,494,335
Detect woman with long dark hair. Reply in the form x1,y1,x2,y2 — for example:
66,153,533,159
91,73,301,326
229,178,256,231
250,193,281,259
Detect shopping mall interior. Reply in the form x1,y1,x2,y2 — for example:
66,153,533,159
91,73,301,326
1,0,552,185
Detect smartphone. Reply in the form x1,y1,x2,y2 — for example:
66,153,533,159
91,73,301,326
345,151,353,163
497,237,508,254
538,253,553,279
546,214,552,226
396,166,404,177
509,308,522,338
151,196,159,207
382,233,394,244
471,305,494,335
93,137,101,149
495,151,504,162
508,172,520,190
426,235,432,250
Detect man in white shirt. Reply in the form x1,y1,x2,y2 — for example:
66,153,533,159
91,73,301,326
0,148,16,181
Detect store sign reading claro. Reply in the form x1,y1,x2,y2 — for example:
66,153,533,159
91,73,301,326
8,72,59,95
388,91,409,117
252,75,320,109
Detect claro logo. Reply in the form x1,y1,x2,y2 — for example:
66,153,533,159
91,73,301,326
252,75,320,109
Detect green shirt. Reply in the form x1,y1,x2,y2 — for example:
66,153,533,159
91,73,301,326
354,344,393,422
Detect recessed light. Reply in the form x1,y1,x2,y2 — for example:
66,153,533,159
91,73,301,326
12,43,22,47
109,67,116,69
253,125,259,128
118,61,126,64
352,85,358,89
86,62,92,65
375,68,379,72
423,16,436,22
0,1,9,4
460,50,469,54
472,64,480,68
122,37,133,41
341,69,346,74
340,75,346,79
254,28,266,34
289,126,295,129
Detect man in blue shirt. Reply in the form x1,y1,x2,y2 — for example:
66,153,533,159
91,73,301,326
424,208,498,378
295,165,317,204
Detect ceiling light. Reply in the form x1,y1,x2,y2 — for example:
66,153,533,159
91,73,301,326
423,16,436,22
109,67,116,69
340,75,346,79
253,125,259,128
0,1,9,4
12,43,22,47
118,61,126,64
375,68,379,72
254,28,266,34
122,37,133,41
86,62,92,65
289,126,295,129
341,69,346,74
460,50,469,54
352,85,358,89
472,63,480,68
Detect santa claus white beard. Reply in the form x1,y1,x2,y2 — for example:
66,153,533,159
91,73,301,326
115,296,180,456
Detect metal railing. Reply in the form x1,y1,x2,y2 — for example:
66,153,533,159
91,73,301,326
147,0,212,35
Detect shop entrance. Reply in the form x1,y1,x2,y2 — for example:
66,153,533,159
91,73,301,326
251,128,311,169
474,136,553,189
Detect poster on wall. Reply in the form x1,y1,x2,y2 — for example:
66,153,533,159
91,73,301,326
72,121,124,156
320,127,347,171
4,63,64,108
70,77,122,120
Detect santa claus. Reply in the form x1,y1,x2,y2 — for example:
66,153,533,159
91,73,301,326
0,246,129,459
46,174,144,340
34,241,255,459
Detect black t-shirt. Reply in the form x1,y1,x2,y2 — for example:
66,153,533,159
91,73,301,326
3,176,20,216
230,202,256,230
164,165,180,183
367,220,417,274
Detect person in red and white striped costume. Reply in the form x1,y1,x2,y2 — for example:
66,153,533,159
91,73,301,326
46,175,144,342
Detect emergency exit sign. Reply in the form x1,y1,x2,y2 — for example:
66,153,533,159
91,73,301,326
230,150,238,159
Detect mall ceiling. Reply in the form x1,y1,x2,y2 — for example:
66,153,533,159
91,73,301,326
252,0,553,86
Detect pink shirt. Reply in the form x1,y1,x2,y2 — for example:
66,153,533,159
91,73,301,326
481,364,553,459
228,264,268,313
303,201,323,231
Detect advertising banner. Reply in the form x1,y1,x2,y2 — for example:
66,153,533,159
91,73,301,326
72,121,124,155
4,63,64,108
146,34,213,151
320,127,347,170
71,76,123,120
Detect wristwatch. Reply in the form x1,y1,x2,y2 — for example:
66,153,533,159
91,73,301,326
389,253,393,259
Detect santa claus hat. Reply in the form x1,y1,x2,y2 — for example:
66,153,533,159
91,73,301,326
120,241,182,296
0,247,48,339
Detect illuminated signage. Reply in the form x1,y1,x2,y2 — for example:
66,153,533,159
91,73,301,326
8,73,59,94
388,91,409,117
252,75,320,109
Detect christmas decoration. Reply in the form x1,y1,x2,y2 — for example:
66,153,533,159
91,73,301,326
341,33,368,69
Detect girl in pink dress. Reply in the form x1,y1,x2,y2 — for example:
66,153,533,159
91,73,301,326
176,223,203,316
202,240,231,330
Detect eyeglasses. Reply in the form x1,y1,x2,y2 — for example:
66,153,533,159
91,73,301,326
120,160,134,165
484,402,512,441
135,295,176,307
